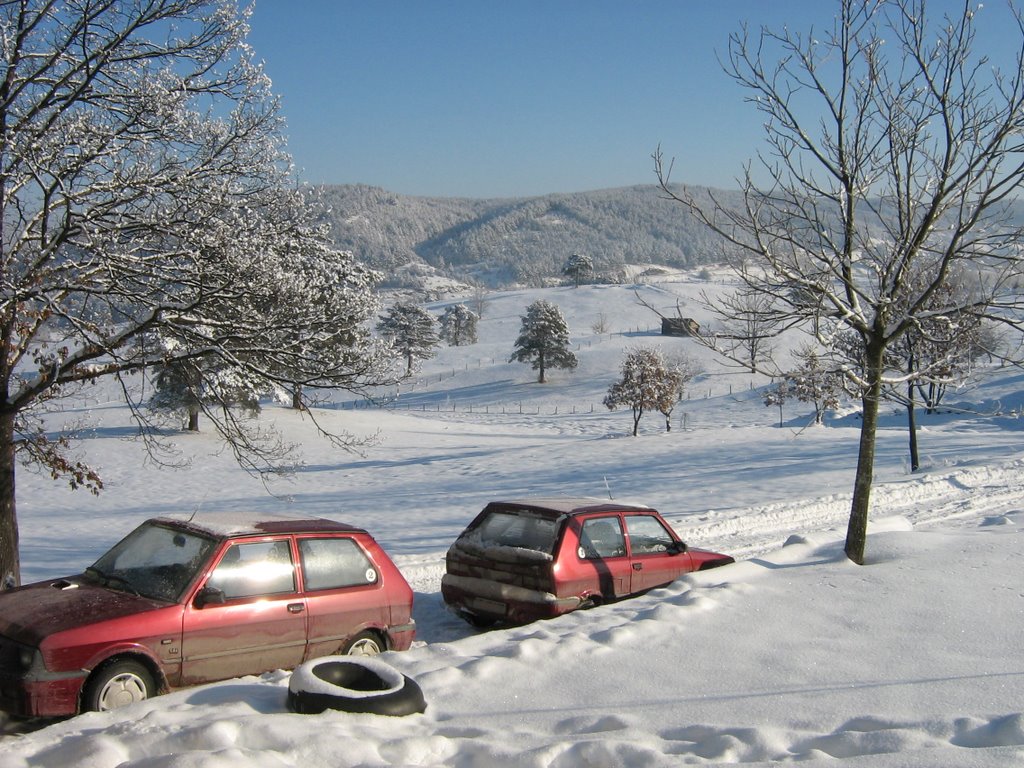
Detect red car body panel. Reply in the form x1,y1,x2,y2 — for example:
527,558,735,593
0,514,414,718
442,498,734,625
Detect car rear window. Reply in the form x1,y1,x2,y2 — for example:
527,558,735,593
461,509,561,557
299,537,379,591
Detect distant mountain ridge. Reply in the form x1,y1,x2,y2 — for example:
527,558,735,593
314,184,1024,292
314,184,735,288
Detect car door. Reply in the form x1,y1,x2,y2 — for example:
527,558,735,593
574,515,634,600
623,513,694,593
296,535,390,659
180,537,307,686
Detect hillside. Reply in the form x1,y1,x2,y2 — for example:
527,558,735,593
314,184,735,289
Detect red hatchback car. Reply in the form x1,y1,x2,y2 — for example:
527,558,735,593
0,513,415,718
442,497,734,626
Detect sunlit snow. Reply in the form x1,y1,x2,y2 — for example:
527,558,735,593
3,276,1023,767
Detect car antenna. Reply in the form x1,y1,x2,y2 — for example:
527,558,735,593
187,496,206,523
603,476,614,500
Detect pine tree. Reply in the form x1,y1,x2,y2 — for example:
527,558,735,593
378,303,440,376
562,253,594,288
439,304,479,346
510,300,577,383
149,353,261,432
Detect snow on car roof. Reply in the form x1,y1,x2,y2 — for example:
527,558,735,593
154,511,366,538
490,497,655,516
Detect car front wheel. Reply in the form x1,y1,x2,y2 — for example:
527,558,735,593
83,658,155,712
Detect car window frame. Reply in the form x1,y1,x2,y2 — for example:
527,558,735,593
202,535,299,602
576,514,628,560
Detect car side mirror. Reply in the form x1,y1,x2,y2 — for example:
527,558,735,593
195,585,226,608
668,541,688,555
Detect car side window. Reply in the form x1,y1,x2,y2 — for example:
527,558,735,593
625,515,677,555
299,537,379,591
578,517,626,559
207,540,296,599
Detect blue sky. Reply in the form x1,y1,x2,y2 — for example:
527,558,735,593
246,1,1013,199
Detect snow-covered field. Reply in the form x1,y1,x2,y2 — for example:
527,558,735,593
3,279,1024,767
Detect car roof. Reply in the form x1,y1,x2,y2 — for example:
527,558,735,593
152,511,368,539
487,497,655,517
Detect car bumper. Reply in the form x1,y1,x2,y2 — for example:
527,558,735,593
0,669,85,718
441,574,581,624
385,621,416,651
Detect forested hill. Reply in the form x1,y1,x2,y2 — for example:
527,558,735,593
314,184,737,288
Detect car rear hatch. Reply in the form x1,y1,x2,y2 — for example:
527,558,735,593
443,506,564,619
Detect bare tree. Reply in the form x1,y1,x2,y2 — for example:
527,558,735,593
0,1,393,587
787,347,844,426
604,347,683,436
657,0,1024,564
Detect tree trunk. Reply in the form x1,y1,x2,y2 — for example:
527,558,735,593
0,412,20,589
632,407,642,436
187,406,200,432
845,343,884,565
292,384,304,410
538,350,546,383
907,380,920,472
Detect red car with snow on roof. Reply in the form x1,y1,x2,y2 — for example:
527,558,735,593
0,512,414,717
441,497,734,626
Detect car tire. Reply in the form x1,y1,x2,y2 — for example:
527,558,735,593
287,656,426,717
82,658,156,712
342,630,385,656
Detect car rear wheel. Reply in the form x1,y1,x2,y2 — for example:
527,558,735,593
342,630,384,656
83,659,155,712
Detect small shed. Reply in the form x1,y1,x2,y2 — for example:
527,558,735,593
661,317,700,337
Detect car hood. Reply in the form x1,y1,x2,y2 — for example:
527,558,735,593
0,576,169,646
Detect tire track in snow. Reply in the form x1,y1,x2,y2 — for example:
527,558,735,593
669,457,1024,560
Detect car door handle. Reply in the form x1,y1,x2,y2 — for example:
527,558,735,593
287,603,305,614
632,563,643,571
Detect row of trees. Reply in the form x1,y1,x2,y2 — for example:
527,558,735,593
655,0,1024,564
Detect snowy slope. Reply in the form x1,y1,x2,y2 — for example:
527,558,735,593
2,279,1023,766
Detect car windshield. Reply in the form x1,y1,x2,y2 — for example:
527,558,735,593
462,509,561,556
86,522,218,602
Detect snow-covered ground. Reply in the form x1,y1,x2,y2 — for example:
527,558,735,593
3,279,1024,766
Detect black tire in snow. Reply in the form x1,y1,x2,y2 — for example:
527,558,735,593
287,656,426,717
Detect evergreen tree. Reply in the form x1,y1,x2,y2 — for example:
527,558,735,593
378,303,440,376
604,347,683,436
149,353,260,432
439,304,479,346
510,300,577,383
562,253,594,288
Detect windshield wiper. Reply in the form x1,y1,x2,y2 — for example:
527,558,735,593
84,566,141,596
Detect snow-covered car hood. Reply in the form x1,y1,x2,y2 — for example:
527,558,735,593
0,577,168,646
